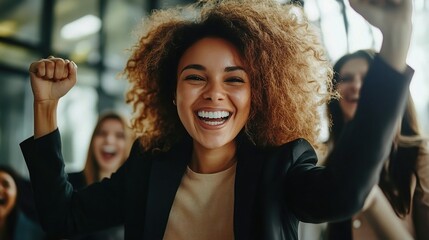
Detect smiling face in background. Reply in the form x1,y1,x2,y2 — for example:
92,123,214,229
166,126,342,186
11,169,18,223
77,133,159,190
93,119,127,173
336,57,369,122
176,37,251,151
0,171,17,220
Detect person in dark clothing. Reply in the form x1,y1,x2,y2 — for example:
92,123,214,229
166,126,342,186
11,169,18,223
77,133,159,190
325,49,429,239
67,112,133,240
20,0,414,239
0,165,46,240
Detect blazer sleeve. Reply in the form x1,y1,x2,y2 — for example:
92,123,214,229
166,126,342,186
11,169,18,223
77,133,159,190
413,142,429,239
20,129,136,238
286,56,414,223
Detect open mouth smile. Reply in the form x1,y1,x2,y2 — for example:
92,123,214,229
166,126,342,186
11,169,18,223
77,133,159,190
343,96,359,104
0,195,7,205
196,110,231,126
100,145,118,160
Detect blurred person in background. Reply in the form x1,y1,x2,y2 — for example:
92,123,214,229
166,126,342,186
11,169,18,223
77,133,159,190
325,49,429,239
0,165,46,240
68,112,134,240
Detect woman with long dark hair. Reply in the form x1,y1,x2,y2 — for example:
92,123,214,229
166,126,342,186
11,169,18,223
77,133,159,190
326,49,429,239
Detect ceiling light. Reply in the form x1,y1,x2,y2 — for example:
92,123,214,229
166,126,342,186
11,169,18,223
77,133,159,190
61,15,101,40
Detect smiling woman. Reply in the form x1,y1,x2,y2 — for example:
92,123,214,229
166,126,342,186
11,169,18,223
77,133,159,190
175,38,251,173
67,112,133,188
19,0,415,239
323,49,429,240
67,112,134,240
0,165,45,240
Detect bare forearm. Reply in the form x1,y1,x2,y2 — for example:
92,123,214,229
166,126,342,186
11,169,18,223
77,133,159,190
379,22,412,73
34,100,58,138
30,57,77,138
349,0,413,73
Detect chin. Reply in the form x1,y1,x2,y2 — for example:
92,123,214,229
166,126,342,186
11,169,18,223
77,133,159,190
197,138,233,150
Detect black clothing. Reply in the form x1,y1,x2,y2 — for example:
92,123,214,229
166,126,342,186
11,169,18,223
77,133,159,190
20,57,413,240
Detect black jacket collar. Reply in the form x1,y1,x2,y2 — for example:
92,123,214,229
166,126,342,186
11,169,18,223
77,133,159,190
142,135,264,239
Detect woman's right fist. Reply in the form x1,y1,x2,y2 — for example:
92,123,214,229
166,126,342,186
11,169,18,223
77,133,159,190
29,56,78,102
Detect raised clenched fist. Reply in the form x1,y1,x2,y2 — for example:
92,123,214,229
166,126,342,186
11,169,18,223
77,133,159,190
29,56,78,102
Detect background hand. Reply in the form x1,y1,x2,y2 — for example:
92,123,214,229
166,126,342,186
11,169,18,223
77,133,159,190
29,57,77,102
349,0,412,34
350,0,413,72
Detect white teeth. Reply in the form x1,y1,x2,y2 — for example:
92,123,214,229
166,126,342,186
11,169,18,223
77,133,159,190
204,120,225,126
197,110,230,119
103,145,116,154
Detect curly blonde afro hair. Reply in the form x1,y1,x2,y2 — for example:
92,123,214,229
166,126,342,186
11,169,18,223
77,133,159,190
124,0,334,151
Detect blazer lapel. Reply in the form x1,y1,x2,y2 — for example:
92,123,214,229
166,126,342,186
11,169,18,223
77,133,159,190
234,138,264,240
143,139,192,239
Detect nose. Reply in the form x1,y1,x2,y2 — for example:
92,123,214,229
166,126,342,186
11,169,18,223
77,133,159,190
350,76,363,92
202,80,225,102
105,133,115,144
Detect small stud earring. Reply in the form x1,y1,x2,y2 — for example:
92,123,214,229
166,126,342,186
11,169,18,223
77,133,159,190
173,99,176,105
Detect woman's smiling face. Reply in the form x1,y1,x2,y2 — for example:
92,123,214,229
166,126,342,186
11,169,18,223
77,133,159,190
93,118,126,173
176,37,251,151
0,171,17,220
337,57,369,122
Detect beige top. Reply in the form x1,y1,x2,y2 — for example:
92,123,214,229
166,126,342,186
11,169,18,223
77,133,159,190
299,142,429,240
163,162,236,240
352,145,429,240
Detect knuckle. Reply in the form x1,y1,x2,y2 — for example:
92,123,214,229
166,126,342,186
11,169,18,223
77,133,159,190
37,62,45,72
56,58,66,66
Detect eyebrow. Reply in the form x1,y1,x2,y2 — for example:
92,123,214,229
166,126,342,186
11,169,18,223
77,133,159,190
225,66,245,72
180,64,246,74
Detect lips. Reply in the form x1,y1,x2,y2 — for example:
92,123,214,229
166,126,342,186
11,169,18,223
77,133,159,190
342,95,359,103
100,145,117,160
197,110,231,126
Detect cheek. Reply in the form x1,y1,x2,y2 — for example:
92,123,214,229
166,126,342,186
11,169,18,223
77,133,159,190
176,84,199,104
92,138,103,151
339,99,348,111
118,140,127,154
336,84,347,96
339,99,356,120
9,189,17,202
176,86,198,119
7,188,17,207
233,89,251,114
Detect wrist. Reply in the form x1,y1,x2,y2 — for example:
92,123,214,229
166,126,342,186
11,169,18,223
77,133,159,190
379,23,412,73
34,100,58,138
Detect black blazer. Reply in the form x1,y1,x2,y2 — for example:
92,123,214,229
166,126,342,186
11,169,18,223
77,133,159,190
20,57,413,240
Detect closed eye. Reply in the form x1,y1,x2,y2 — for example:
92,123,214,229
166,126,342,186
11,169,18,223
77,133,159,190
184,74,205,81
225,77,245,84
339,75,353,83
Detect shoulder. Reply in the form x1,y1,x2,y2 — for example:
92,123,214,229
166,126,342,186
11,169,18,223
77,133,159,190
14,210,46,240
127,138,169,162
266,138,316,160
67,171,87,189
257,138,318,172
67,171,84,178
